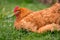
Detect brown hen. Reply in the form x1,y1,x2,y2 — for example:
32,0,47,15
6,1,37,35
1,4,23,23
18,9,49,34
14,0,60,33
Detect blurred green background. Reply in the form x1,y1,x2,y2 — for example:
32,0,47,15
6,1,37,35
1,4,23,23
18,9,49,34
0,0,60,40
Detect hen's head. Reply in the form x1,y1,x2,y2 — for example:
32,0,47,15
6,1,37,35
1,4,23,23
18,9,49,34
14,6,33,18
14,6,20,16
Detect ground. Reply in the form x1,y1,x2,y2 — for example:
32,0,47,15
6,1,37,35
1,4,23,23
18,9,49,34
0,0,60,40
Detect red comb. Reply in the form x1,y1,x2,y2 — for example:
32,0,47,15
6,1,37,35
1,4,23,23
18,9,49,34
14,6,19,13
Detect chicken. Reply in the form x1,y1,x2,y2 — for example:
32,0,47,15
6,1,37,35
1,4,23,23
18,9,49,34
14,0,60,33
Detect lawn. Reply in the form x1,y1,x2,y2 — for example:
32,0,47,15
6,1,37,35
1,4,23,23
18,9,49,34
0,0,60,40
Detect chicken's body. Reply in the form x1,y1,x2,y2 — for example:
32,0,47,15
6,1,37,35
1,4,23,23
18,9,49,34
14,2,60,33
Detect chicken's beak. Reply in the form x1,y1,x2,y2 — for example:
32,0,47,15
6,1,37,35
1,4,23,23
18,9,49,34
5,11,20,19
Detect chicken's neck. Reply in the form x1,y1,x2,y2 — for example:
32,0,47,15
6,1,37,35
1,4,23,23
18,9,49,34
15,15,21,22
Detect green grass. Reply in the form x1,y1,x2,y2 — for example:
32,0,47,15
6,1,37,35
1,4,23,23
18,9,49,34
0,0,60,40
